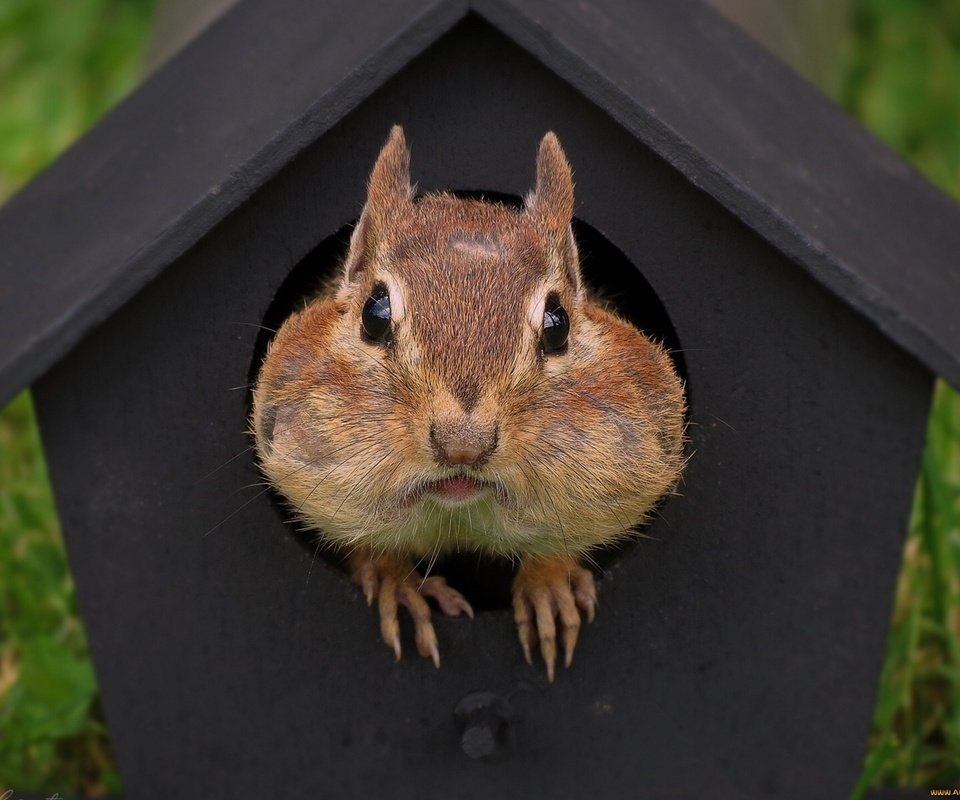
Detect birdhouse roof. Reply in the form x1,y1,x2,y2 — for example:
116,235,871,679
1,0,959,406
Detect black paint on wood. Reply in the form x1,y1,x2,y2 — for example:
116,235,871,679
477,0,960,387
0,0,467,406
33,20,934,799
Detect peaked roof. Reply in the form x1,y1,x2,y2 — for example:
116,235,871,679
1,0,958,406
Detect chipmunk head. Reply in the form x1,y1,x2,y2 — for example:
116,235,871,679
253,126,684,557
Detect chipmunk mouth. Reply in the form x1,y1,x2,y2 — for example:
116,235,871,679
404,474,508,508
423,475,491,505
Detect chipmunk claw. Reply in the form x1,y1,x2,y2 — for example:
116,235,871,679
349,551,469,668
420,576,475,619
353,560,378,606
516,614,535,665
513,556,597,681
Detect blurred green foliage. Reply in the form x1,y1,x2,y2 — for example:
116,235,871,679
0,0,957,795
0,1,155,794
840,0,960,793
843,0,960,197
0,0,154,196
0,395,109,793
0,394,118,792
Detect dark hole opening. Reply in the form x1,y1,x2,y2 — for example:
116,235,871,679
249,191,687,611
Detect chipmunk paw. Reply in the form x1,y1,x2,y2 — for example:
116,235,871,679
512,556,597,682
349,552,474,668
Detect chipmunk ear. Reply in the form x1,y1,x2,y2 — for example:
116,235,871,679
343,125,413,286
525,132,582,293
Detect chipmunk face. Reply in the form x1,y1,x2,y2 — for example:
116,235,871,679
253,128,685,559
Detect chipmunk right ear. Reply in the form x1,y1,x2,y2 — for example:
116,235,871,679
526,132,574,231
342,126,413,286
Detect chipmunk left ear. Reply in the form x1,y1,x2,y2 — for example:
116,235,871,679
342,125,414,287
525,132,581,293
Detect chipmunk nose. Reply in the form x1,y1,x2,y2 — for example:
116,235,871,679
430,419,499,468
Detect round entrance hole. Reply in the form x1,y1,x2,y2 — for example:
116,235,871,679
249,192,686,611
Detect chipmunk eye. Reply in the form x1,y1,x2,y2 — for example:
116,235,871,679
361,283,391,343
541,293,569,355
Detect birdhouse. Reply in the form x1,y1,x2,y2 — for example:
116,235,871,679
2,1,958,798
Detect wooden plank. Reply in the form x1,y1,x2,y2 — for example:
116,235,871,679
0,0,467,406
474,0,960,388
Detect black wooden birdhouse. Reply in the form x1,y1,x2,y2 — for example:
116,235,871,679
2,1,958,798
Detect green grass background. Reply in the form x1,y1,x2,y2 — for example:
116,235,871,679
0,2,155,793
0,0,957,795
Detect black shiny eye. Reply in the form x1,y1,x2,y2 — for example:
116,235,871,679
541,294,569,354
361,284,391,342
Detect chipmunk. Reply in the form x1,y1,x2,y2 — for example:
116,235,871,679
252,126,685,681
